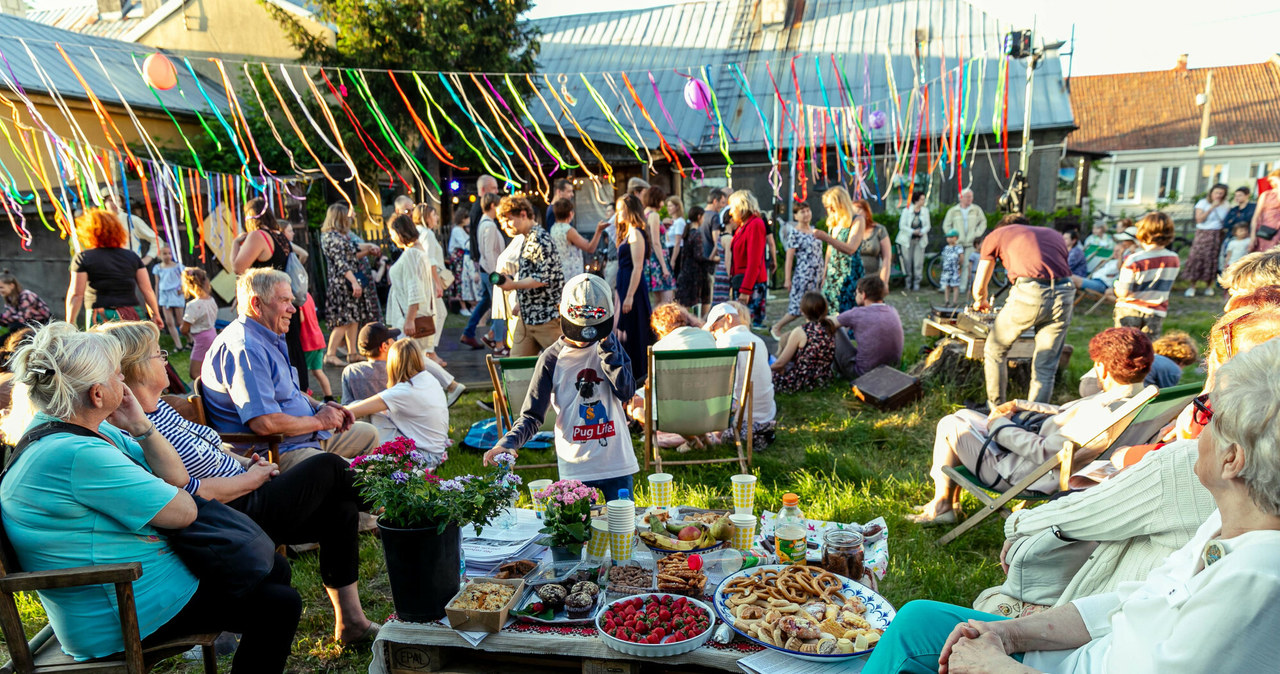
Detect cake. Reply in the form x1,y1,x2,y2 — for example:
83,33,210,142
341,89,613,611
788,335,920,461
570,580,600,599
535,583,567,609
564,591,594,619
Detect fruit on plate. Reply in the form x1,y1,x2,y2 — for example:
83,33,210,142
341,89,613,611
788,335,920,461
709,515,735,542
600,595,712,644
677,525,702,541
639,529,718,551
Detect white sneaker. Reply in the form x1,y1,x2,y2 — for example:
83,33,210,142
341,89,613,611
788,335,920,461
459,308,472,317
1204,287,1218,297
447,383,467,408
1184,287,1197,297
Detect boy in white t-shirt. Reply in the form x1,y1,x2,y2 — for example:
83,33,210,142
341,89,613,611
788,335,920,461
484,274,639,500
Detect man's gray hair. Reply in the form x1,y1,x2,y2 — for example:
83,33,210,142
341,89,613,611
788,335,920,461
237,268,291,315
1209,338,1280,516
477,175,498,192
960,188,974,197
393,195,414,212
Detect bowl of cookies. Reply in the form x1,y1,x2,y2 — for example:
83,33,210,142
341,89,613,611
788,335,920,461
712,565,893,662
444,578,524,633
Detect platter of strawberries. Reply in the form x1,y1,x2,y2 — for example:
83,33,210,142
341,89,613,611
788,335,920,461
595,593,717,657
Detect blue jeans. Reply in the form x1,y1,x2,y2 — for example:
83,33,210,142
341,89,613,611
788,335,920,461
463,280,492,339
1080,278,1109,294
862,600,1021,674
584,474,634,502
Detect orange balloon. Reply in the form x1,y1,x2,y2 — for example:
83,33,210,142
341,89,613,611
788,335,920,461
143,53,177,91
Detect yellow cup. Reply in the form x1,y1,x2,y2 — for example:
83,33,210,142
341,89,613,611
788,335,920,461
609,531,635,562
731,474,757,514
729,514,757,551
587,519,610,558
647,473,674,508
528,479,553,517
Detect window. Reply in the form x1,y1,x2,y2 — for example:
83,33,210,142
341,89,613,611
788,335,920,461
1115,168,1140,202
1201,163,1227,187
1158,166,1183,200
1252,161,1277,179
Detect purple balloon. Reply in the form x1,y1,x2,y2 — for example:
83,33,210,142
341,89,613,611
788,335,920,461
684,78,711,111
869,110,887,130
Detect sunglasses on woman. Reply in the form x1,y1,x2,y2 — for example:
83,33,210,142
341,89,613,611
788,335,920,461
1192,393,1214,427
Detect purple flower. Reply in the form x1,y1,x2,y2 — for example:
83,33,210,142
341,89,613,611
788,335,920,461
408,450,428,464
492,452,517,466
503,473,523,487
391,471,409,485
440,479,463,492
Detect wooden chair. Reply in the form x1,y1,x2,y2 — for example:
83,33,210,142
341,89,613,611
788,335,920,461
169,377,282,465
486,355,557,470
645,346,754,473
936,385,1160,546
0,523,218,674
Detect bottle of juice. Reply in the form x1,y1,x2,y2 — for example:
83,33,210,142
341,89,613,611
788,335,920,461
773,493,808,564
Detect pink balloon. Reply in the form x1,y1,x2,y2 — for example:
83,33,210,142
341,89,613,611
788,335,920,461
869,110,887,130
684,78,711,111
143,53,177,91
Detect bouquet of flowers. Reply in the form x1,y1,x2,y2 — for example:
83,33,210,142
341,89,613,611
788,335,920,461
352,437,522,533
535,479,599,554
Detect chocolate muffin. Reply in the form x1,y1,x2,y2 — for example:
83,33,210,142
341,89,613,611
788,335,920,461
570,581,600,599
564,591,594,619
535,583,567,609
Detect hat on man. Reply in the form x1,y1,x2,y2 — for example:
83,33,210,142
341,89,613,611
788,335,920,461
559,273,614,343
358,322,401,356
946,230,959,237
627,177,650,193
703,303,739,331
1114,226,1139,243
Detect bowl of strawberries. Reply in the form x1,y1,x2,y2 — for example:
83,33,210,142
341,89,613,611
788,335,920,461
595,593,717,657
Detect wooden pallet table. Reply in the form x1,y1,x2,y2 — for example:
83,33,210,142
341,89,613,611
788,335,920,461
921,318,1037,360
371,620,753,674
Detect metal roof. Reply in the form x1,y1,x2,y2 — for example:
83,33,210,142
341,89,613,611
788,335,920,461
0,12,230,117
24,2,148,42
531,0,1075,154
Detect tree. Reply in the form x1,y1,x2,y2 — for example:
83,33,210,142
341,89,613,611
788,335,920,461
258,0,540,198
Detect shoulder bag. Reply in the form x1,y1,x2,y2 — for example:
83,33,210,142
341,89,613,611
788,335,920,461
998,525,1098,606
3,422,276,598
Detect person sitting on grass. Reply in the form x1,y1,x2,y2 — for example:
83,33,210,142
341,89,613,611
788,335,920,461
835,275,904,378
909,327,1154,525
1219,248,1280,311
771,292,837,394
704,301,777,450
341,323,467,417
865,338,1280,674
345,339,450,468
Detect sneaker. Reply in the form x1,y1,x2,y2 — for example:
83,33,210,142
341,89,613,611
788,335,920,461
459,308,473,317
1204,287,1218,297
1184,287,1197,298
446,383,466,408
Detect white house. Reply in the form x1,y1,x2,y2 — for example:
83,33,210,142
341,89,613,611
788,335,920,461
1069,56,1280,223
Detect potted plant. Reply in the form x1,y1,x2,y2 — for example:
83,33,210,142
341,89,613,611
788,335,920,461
534,479,599,562
352,439,521,621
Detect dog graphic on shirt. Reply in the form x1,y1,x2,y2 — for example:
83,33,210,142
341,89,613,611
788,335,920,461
572,368,615,445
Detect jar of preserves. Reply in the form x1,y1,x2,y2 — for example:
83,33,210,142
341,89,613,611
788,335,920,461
820,529,865,579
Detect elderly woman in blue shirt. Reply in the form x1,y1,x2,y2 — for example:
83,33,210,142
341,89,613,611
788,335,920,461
0,322,300,672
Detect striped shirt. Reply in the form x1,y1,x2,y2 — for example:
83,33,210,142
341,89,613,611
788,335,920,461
1114,246,1181,316
146,399,245,495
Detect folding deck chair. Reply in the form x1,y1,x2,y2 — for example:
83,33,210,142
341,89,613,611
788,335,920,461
645,345,754,473
486,354,558,470
1109,382,1201,448
936,385,1160,546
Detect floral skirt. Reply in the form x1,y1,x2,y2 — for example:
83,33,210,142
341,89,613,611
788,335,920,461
645,251,675,292
1183,228,1225,283
451,249,480,303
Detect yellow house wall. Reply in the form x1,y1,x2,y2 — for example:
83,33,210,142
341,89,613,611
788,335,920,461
138,0,336,61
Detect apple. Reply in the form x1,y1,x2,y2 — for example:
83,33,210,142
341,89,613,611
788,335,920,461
677,525,702,541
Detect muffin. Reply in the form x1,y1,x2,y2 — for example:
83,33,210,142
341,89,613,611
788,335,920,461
535,583,567,609
564,591,594,619
570,580,600,599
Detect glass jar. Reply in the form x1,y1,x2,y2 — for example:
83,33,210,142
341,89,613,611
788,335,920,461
821,530,865,579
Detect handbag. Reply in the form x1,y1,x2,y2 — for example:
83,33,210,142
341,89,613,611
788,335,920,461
409,314,437,339
3,422,276,598
284,251,309,307
972,410,1053,487
997,525,1098,606
1257,225,1279,241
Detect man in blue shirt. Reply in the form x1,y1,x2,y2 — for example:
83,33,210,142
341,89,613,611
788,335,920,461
202,268,377,472
1062,228,1089,277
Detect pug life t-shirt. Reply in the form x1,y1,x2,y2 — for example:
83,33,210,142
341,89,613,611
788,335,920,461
494,335,639,482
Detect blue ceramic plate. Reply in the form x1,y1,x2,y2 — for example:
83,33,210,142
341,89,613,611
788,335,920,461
712,564,895,662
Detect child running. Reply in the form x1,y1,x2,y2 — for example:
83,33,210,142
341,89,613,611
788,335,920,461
179,267,217,380
771,202,823,340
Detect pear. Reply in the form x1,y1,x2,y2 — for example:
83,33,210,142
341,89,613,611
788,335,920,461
709,515,735,542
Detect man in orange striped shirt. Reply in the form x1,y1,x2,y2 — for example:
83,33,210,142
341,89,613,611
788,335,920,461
1113,213,1182,337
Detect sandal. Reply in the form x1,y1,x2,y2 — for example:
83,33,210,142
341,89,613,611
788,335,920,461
323,356,348,368
339,621,381,647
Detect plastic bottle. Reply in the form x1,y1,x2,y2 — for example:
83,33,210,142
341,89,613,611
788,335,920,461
772,493,808,564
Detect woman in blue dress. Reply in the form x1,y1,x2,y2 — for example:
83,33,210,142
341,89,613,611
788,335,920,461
614,194,655,383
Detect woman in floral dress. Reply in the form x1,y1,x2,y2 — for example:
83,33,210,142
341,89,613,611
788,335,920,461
641,186,675,304
815,186,866,313
771,291,837,393
771,202,823,339
446,209,479,315
321,203,381,366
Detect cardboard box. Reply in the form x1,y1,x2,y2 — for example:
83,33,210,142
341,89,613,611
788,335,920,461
444,577,524,633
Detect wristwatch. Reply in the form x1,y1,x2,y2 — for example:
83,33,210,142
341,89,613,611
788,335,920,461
131,423,157,441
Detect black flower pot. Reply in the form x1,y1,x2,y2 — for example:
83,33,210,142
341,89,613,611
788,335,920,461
378,519,461,622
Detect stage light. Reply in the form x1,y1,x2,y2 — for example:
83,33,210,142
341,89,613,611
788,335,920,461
452,196,459,204
449,180,461,192
469,195,476,203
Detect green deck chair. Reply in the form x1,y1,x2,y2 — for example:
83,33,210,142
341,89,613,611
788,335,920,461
486,355,557,470
937,385,1159,546
645,345,754,473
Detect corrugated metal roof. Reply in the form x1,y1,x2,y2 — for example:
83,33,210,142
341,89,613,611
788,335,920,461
0,12,230,117
531,0,1075,154
25,2,147,42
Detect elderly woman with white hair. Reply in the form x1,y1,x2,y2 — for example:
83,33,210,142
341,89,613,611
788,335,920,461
0,323,301,671
864,338,1280,674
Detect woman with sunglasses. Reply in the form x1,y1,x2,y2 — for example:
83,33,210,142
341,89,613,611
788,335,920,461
868,337,1280,674
973,301,1280,619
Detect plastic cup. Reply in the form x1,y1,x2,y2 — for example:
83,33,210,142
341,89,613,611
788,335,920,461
729,513,758,551
609,531,635,562
586,519,610,558
647,473,674,508
730,474,757,515
528,479,553,518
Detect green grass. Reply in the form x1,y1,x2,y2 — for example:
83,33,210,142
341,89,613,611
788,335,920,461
4,289,1224,671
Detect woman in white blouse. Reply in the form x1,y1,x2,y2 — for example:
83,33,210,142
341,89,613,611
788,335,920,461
345,339,449,469
412,203,451,367
896,191,930,291
385,214,436,354
865,338,1280,674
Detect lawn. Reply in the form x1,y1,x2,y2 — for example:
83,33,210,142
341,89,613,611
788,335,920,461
3,289,1224,672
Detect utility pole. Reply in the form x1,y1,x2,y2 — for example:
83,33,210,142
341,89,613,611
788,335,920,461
1194,70,1215,198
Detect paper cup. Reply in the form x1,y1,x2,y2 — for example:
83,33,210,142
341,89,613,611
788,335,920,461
528,479,553,517
586,519,611,558
607,499,635,532
609,531,635,562
647,473,674,508
729,513,757,551
730,474,757,515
